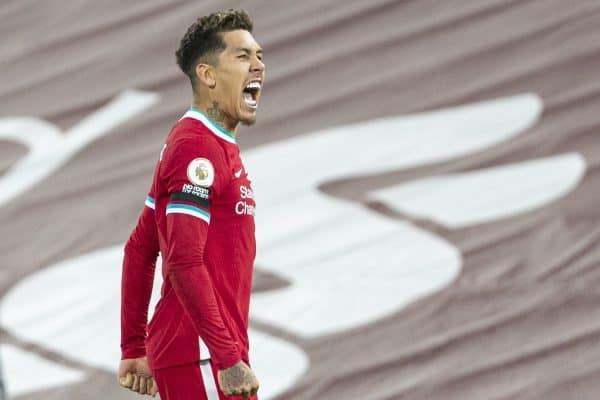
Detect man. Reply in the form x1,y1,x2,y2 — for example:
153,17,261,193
119,9,264,399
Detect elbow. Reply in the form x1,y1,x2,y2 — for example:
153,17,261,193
124,235,159,262
164,258,204,279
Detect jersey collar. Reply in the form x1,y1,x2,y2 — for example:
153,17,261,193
181,108,237,144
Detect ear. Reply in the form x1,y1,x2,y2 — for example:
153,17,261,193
195,63,216,89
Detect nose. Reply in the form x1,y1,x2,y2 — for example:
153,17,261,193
251,57,265,73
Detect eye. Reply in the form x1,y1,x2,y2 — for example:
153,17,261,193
238,54,249,59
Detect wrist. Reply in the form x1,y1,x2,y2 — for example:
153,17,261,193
216,355,242,370
121,348,146,360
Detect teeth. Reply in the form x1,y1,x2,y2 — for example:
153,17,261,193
245,81,261,90
243,92,257,108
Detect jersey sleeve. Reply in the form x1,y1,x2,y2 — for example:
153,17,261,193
160,137,241,370
120,194,159,359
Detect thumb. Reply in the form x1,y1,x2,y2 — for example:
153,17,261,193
120,372,134,388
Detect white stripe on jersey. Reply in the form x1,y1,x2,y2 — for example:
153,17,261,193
200,362,220,400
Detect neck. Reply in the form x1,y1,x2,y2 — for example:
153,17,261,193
192,97,238,136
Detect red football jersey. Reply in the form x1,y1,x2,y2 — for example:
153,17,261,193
121,108,256,370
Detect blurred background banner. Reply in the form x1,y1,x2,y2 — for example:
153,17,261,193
1,1,600,399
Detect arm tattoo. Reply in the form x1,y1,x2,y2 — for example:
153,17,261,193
207,101,226,122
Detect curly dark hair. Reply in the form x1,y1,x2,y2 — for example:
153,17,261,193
175,9,253,85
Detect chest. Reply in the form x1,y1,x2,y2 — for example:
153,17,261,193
212,158,256,220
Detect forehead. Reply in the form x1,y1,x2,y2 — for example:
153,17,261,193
221,30,261,52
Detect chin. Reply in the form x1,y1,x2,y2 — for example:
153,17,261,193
239,112,257,126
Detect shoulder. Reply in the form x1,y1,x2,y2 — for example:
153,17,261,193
160,130,229,191
159,122,232,192
165,124,226,165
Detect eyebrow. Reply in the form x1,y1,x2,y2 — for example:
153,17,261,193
235,47,263,54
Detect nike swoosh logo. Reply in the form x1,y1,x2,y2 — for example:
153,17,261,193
235,168,243,178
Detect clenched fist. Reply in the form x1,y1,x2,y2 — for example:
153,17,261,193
217,361,259,398
118,357,159,397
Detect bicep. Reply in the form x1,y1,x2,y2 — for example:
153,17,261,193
125,200,159,262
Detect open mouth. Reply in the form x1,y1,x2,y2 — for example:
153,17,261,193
242,81,261,109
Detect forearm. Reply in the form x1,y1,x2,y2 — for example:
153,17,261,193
120,241,157,358
168,264,241,369
121,204,159,359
